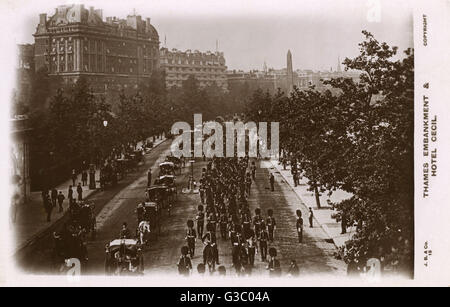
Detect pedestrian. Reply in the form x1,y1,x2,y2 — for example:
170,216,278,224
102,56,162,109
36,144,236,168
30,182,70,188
269,173,275,192
341,211,347,234
296,209,303,243
293,171,298,187
71,169,77,186
57,191,65,213
76,183,83,201
147,169,152,188
266,209,276,242
51,188,58,208
41,189,48,206
177,246,192,276
308,207,314,228
81,170,88,186
288,260,299,277
68,185,74,204
43,192,52,222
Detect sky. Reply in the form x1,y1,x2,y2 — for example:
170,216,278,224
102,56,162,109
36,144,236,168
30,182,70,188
8,0,414,71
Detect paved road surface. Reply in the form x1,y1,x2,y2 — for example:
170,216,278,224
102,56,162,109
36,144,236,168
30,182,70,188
18,145,345,277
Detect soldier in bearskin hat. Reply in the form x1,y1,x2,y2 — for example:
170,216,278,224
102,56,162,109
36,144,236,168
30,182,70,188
177,246,192,276
185,219,197,257
266,209,276,242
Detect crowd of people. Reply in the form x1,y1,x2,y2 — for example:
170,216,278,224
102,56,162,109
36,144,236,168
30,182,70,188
177,156,300,277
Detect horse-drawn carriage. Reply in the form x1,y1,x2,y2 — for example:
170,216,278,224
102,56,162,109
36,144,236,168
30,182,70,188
166,156,182,173
136,201,161,241
53,226,88,269
104,239,144,275
146,185,170,208
68,202,96,239
155,175,177,202
100,163,118,188
159,161,175,177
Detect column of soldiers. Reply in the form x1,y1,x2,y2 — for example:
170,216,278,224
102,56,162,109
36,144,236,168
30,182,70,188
178,156,283,277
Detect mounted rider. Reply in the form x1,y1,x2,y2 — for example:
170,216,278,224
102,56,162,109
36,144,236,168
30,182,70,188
120,222,132,239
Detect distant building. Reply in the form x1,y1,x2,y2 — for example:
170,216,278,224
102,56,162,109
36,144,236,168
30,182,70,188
227,52,360,96
33,4,160,95
159,47,228,91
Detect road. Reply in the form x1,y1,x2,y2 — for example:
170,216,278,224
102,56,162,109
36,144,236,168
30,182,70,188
18,141,346,277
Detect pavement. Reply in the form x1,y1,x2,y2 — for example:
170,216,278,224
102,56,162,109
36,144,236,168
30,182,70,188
11,135,167,254
269,159,355,249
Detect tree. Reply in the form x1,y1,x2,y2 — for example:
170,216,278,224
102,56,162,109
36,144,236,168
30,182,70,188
251,31,414,275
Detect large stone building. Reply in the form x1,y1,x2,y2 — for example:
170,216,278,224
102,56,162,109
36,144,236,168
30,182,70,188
33,4,160,94
159,47,228,91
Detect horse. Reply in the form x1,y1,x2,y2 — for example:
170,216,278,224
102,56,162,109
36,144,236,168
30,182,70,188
138,220,151,246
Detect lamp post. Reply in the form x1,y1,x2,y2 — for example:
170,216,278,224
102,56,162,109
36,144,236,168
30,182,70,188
89,119,108,190
189,159,195,190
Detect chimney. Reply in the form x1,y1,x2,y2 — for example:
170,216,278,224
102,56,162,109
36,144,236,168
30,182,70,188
39,13,47,25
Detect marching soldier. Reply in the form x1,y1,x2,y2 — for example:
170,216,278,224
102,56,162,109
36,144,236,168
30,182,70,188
266,209,276,242
185,219,197,257
267,247,281,277
288,260,300,277
219,210,228,240
177,246,192,276
253,208,263,239
246,231,257,267
199,177,206,204
207,211,218,234
296,210,304,243
258,222,269,261
202,223,219,265
242,213,252,240
196,205,205,238
245,173,252,196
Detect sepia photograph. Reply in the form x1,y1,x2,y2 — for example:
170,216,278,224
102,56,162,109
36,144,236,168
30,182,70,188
2,0,448,288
